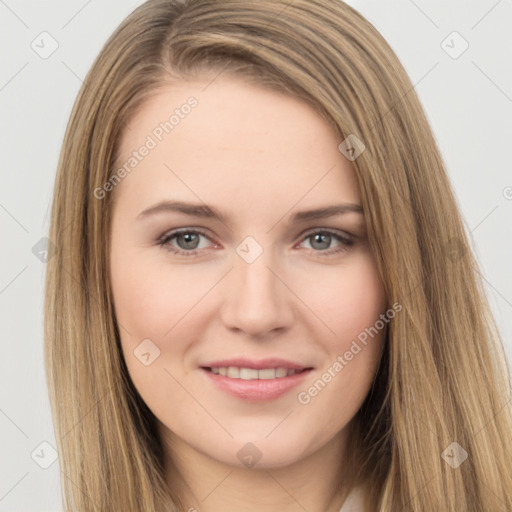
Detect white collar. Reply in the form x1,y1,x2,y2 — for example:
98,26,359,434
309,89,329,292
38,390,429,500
339,486,364,512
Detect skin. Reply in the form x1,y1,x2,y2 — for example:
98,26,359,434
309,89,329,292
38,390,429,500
110,74,387,512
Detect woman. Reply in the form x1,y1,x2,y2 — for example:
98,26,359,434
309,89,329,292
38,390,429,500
44,0,512,510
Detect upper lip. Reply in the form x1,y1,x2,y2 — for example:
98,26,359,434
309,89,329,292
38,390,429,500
200,358,312,370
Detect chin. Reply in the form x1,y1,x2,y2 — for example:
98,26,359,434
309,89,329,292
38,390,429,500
200,428,323,470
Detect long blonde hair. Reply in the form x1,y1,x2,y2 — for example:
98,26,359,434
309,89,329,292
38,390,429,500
45,1,512,510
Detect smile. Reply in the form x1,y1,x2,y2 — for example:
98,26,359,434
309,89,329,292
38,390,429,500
206,366,306,380
200,360,314,401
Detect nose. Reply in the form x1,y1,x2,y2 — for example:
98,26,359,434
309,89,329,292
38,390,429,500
219,246,295,339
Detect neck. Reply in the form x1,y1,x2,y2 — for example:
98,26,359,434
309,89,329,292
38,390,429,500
161,427,358,512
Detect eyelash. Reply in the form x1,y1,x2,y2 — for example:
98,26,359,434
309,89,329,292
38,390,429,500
156,228,355,258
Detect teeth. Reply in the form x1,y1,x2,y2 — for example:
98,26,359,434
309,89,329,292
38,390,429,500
240,368,259,380
227,366,240,378
209,366,300,380
276,367,288,378
258,368,277,380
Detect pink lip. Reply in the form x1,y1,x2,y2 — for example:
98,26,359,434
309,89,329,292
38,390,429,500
201,358,309,370
199,358,313,401
202,369,312,401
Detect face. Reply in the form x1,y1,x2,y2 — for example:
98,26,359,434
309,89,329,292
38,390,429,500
109,74,387,471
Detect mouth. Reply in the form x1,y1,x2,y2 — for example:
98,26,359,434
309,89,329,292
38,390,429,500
199,359,314,401
202,366,310,380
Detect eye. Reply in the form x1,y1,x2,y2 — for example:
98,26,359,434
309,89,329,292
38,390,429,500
157,229,214,256
157,228,355,257
297,230,354,256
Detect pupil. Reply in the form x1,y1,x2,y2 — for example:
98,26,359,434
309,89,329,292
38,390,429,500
311,233,330,250
179,233,199,250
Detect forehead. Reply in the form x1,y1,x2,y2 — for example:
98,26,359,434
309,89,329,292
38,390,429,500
114,75,361,219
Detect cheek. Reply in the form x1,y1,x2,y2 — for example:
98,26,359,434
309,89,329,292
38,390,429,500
110,237,388,465
294,253,387,412
299,251,387,349
110,245,225,404
111,247,214,343
110,250,200,415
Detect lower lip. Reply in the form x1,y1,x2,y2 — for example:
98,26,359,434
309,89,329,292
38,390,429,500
201,368,312,401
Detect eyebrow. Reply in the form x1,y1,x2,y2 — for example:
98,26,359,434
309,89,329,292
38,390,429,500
137,200,363,224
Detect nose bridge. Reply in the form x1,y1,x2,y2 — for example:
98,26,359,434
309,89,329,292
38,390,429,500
220,239,293,336
237,249,277,300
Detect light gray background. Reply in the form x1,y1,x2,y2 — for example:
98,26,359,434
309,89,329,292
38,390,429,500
1,1,511,510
